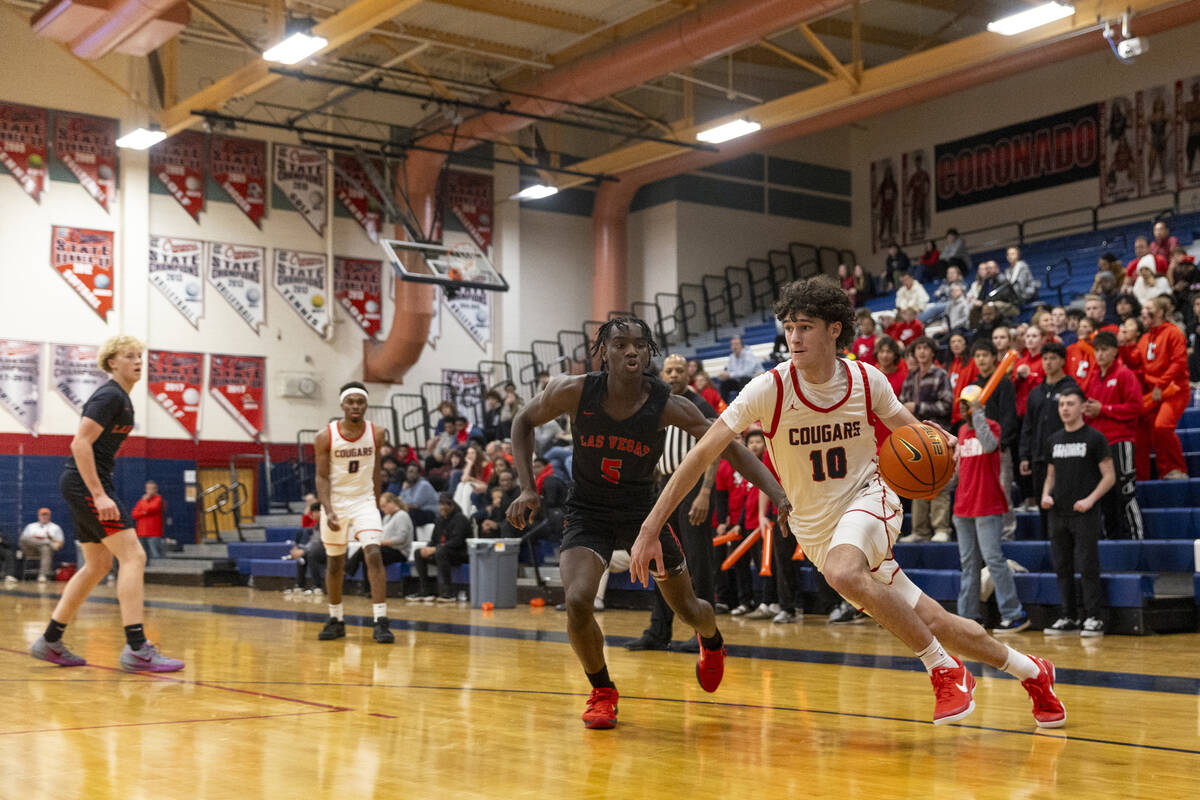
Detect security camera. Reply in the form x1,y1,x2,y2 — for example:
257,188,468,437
1117,36,1148,58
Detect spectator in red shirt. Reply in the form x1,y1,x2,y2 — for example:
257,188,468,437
852,309,879,365
1066,317,1096,388
954,386,1028,631
692,371,726,414
1149,220,1179,261
1013,327,1046,418
873,336,908,448
1083,331,1145,539
919,239,940,277
1117,317,1144,373
132,481,165,563
886,306,924,349
945,332,979,425
300,492,319,528
1135,296,1190,480
1124,236,1168,283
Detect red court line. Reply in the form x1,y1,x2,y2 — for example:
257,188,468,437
0,709,338,737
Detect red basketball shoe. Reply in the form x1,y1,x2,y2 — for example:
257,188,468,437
1020,655,1066,728
582,687,619,729
930,657,976,725
695,634,726,693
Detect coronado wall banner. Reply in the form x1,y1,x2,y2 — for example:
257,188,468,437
209,135,267,227
1099,95,1139,205
1137,85,1175,197
51,225,115,320
147,350,203,439
444,171,493,251
274,144,327,236
0,340,42,435
51,343,106,414
209,353,265,440
0,102,47,203
150,130,205,220
334,256,382,339
207,241,265,333
870,157,899,253
149,235,205,327
901,149,932,246
53,111,117,211
333,152,383,242
273,249,329,336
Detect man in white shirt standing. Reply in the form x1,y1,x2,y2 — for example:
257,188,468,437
894,271,930,314
21,508,65,583
718,336,763,402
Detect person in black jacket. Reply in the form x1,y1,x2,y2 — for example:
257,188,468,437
1019,343,1077,533
970,340,1019,539
412,493,471,602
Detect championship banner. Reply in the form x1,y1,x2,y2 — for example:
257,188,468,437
444,287,490,350
209,135,266,227
1175,75,1200,190
149,235,204,327
147,350,203,439
207,241,265,333
273,249,329,336
334,256,382,338
1137,86,1175,197
869,157,899,253
209,354,265,441
274,144,327,236
444,171,493,251
1099,96,1139,205
935,104,1099,211
51,225,115,320
901,150,931,246
51,344,107,414
150,130,205,221
0,340,42,435
0,102,47,203
54,112,117,212
333,152,383,242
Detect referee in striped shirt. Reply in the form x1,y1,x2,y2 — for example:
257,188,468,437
625,354,720,652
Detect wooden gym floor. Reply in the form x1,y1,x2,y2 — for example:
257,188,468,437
1,584,1197,799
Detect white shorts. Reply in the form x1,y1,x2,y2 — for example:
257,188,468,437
797,481,923,609
320,501,383,556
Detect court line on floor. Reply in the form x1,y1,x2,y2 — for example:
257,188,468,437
7,591,1200,696
0,709,337,738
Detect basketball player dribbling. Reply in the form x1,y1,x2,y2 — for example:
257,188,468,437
505,318,790,730
633,280,1067,728
30,336,183,672
314,382,394,644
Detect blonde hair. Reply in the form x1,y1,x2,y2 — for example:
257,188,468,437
97,335,145,373
380,492,406,511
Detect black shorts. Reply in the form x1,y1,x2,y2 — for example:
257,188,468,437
561,505,686,578
61,471,133,543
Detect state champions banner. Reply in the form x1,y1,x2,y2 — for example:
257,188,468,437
150,130,205,221
209,354,265,441
209,135,266,227
274,144,327,236
51,344,106,414
274,249,329,336
0,102,47,203
444,171,493,251
148,350,203,440
0,340,42,435
935,104,1099,211
51,225,115,320
149,235,204,327
334,256,382,338
333,152,383,242
54,111,117,212
207,241,265,333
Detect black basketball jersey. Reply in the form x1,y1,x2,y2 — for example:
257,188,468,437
63,379,134,482
568,371,669,516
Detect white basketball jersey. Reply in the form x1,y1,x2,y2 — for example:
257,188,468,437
721,359,904,550
327,420,376,509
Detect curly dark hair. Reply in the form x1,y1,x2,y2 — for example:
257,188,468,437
774,277,856,351
590,316,661,372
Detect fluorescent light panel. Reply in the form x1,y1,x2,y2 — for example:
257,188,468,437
115,127,167,150
986,2,1074,36
513,184,559,200
263,31,328,64
696,118,761,144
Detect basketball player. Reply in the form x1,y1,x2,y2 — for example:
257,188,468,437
633,280,1066,729
30,336,183,672
314,382,394,644
505,318,790,730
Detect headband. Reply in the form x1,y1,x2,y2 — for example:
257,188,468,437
340,387,369,402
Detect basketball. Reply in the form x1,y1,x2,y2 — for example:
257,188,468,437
878,423,955,499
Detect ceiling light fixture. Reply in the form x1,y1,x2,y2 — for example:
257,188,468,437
696,118,761,144
987,2,1074,36
264,17,327,64
513,184,559,200
115,127,167,150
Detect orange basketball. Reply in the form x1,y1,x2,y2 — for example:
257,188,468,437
878,423,955,500
447,267,463,281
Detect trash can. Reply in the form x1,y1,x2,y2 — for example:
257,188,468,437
467,538,522,608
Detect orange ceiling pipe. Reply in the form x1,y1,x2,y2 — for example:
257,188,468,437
592,0,1200,320
31,0,188,59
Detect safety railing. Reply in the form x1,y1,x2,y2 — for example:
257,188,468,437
556,328,589,373
724,265,754,321
654,292,692,348
531,339,568,378
1042,257,1073,307
505,350,540,397
388,393,430,449
201,483,227,543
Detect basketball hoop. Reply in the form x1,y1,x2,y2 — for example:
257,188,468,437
447,243,478,283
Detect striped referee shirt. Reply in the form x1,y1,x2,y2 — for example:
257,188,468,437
659,389,718,475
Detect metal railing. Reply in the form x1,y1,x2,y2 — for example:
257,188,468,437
505,350,540,397
654,292,691,347
201,483,227,542
388,393,429,449
1042,257,1073,306
531,339,568,378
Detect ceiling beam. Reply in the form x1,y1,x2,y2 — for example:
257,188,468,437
388,22,543,63
797,23,859,89
756,39,836,82
808,17,944,50
431,0,603,34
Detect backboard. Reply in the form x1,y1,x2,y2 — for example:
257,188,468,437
381,239,509,293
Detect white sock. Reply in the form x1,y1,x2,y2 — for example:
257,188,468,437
329,603,344,621
1001,647,1039,681
915,638,957,673
373,602,387,621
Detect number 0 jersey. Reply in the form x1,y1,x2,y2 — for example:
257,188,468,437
327,420,377,512
721,358,905,548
